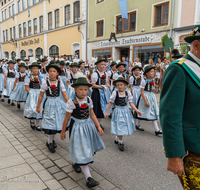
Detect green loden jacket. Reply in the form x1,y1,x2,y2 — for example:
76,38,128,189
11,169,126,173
160,53,200,158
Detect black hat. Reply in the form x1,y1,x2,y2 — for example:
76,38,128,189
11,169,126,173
113,76,128,86
66,62,70,66
18,62,26,67
95,58,106,65
46,64,61,75
143,66,155,75
71,77,92,88
28,62,41,69
116,62,126,68
132,65,142,71
70,62,79,67
110,61,117,67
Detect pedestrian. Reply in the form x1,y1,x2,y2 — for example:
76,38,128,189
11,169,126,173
134,57,142,67
0,60,5,97
40,58,48,79
60,75,105,188
105,76,142,151
107,61,117,92
10,62,28,109
78,61,86,75
160,25,200,190
122,56,129,72
24,62,44,131
171,49,183,61
134,66,162,135
155,66,161,93
36,64,69,153
1,60,17,105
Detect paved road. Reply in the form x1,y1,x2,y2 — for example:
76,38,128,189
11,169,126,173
0,95,181,190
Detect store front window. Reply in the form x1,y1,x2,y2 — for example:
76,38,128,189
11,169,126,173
93,48,112,59
134,44,164,66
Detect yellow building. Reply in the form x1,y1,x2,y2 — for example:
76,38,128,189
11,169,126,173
0,0,87,60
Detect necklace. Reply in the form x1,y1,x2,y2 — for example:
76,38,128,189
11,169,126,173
50,79,56,81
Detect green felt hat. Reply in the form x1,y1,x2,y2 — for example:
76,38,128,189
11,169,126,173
78,61,85,65
59,60,65,65
46,64,61,75
18,62,26,67
28,62,41,69
184,25,200,43
71,77,92,88
172,54,183,59
66,62,70,66
143,66,155,75
8,60,16,64
132,65,142,71
16,59,21,62
24,58,29,61
41,58,47,62
5,59,8,61
113,76,128,86
116,62,126,68
49,60,56,65
95,58,106,65
110,61,117,67
70,62,79,67
56,60,60,64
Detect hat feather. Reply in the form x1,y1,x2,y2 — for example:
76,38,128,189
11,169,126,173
75,71,86,79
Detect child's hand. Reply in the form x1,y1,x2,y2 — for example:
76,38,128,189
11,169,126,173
98,127,104,136
106,84,111,90
12,88,14,91
4,84,6,88
145,101,149,107
104,113,108,119
136,110,142,116
60,131,66,140
36,107,40,113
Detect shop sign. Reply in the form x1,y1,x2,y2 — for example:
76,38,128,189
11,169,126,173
21,38,40,46
179,34,190,43
100,34,152,48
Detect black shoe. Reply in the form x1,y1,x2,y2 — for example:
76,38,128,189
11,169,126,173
72,163,81,173
11,102,15,106
108,114,112,119
155,130,162,136
100,124,104,131
46,142,56,153
8,99,10,104
1,99,5,102
17,103,20,109
114,140,118,144
136,125,144,131
36,126,42,131
30,121,35,130
118,143,124,151
53,140,57,148
86,177,99,188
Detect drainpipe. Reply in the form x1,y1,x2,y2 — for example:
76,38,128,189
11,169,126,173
170,0,175,38
86,0,88,60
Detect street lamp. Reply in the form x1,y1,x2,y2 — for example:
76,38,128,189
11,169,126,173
9,38,17,47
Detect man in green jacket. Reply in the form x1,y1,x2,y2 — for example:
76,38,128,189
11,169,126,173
160,25,200,190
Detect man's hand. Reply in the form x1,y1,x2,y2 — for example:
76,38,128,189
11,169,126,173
167,157,183,176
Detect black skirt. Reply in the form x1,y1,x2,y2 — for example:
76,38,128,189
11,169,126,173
91,88,104,118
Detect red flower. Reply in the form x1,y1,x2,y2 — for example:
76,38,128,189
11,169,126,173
139,77,141,80
80,104,87,109
150,81,154,86
61,70,64,72
23,75,26,78
102,74,105,78
35,79,39,82
122,74,125,77
51,85,56,89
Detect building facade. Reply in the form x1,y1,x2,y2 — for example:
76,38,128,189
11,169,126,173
87,0,176,65
0,0,87,60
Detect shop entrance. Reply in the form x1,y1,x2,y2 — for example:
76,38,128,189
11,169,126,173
120,48,129,61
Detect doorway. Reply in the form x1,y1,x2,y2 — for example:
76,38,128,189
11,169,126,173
120,48,129,62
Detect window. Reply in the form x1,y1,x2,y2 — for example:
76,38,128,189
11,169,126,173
39,16,43,32
55,9,59,28
19,24,22,38
23,22,26,37
33,0,36,5
74,1,80,23
11,51,16,60
28,20,31,36
96,20,103,37
22,0,25,10
3,31,5,42
9,6,11,17
97,0,104,3
116,11,136,33
13,26,16,39
154,2,169,26
27,0,30,7
10,27,12,39
65,5,70,25
33,18,37,34
20,50,26,59
6,29,8,41
49,45,59,56
18,1,20,12
48,12,52,30
1,2,3,6
5,9,7,19
12,4,15,15
93,48,112,59
4,0,6,4
35,47,43,59
2,11,4,21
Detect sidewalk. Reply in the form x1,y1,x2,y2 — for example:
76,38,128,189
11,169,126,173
0,103,119,190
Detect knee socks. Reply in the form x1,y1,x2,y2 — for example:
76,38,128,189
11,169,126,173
152,120,160,132
48,134,55,144
1,94,4,99
80,165,92,180
36,119,40,127
136,119,140,126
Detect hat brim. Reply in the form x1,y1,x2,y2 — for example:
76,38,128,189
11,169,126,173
70,65,79,67
71,83,92,88
8,62,16,64
46,65,61,75
172,54,183,59
184,36,200,43
19,65,26,68
116,63,126,68
144,67,155,75
113,79,128,86
29,65,41,69
132,67,142,71
95,60,106,65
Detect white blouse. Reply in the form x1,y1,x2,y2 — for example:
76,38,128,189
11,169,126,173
40,80,66,92
4,69,17,76
66,97,93,113
15,72,27,79
67,72,77,82
110,91,133,103
24,75,44,86
113,72,127,80
91,70,108,83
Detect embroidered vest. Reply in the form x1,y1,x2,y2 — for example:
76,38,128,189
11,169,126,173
115,91,128,106
95,71,106,85
29,77,40,89
7,69,15,78
60,69,66,76
41,68,46,74
133,75,141,86
19,73,26,82
144,79,152,92
70,73,77,84
46,80,60,97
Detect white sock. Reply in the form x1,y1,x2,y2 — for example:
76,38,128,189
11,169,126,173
30,119,36,125
115,136,119,142
136,119,140,126
152,120,160,132
36,119,40,127
118,140,123,144
48,134,55,144
1,95,4,99
17,102,20,105
80,165,92,180
98,119,101,125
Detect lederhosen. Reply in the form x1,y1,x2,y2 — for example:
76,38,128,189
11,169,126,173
91,71,106,118
68,97,90,138
19,73,26,82
70,73,77,84
114,91,128,107
7,69,15,78
132,76,141,86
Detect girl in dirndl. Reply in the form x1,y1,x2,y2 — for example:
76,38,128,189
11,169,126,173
37,64,69,153
10,62,28,109
134,66,162,136
0,61,5,98
61,75,104,189
107,61,117,92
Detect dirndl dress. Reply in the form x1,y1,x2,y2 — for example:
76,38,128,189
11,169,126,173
132,86,141,106
59,74,68,101
0,66,4,92
68,98,105,165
